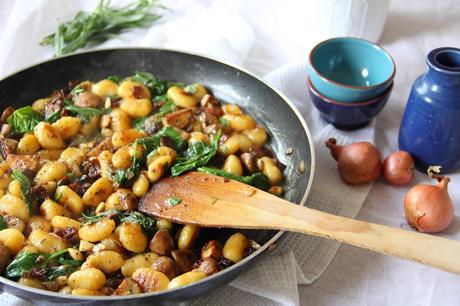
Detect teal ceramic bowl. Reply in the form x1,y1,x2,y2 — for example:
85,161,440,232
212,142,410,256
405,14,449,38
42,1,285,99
308,37,396,102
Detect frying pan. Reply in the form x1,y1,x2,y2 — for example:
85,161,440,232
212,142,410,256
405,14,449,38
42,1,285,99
0,48,315,305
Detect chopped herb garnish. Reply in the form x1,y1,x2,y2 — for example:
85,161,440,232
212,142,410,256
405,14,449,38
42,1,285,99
70,84,85,96
0,216,6,230
210,197,218,205
107,75,121,84
132,117,146,131
156,98,177,116
184,84,197,94
219,117,229,128
132,71,178,96
7,106,42,134
54,191,63,202
5,249,82,280
45,110,61,124
82,209,156,235
171,131,221,176
198,167,270,191
40,0,163,56
11,170,33,215
64,101,109,123
166,197,182,206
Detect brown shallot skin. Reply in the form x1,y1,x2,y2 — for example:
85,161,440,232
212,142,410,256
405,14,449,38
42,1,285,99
382,151,414,186
325,138,381,184
404,176,453,233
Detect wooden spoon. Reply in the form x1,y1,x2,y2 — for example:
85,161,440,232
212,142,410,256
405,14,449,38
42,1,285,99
139,171,460,275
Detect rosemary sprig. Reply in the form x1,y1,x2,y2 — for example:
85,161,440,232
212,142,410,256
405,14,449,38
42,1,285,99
40,0,163,56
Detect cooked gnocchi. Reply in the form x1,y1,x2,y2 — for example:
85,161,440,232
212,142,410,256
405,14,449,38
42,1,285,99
0,72,285,296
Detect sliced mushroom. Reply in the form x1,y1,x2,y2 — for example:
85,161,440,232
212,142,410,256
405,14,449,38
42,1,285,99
200,94,220,108
87,137,113,158
75,92,103,108
0,243,11,273
239,152,258,174
198,258,220,275
113,278,142,296
3,215,26,232
171,249,196,274
162,109,193,129
149,229,175,256
1,107,14,124
6,154,40,173
152,256,176,280
0,135,16,159
201,240,223,260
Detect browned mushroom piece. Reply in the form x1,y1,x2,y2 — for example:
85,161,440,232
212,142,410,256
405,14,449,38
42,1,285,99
198,258,220,275
239,152,258,174
6,154,40,173
0,135,17,159
74,92,103,108
149,229,175,256
151,256,176,280
0,107,14,124
162,109,193,130
171,249,196,274
113,278,142,296
0,243,11,273
3,215,26,232
87,137,113,157
44,91,65,119
201,240,223,260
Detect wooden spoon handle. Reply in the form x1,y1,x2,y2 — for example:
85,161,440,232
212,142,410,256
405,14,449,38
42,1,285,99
257,199,460,274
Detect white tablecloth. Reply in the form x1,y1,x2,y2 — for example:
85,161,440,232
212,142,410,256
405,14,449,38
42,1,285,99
1,1,460,305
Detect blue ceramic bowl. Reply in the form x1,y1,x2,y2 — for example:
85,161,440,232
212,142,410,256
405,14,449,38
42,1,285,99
307,77,392,130
308,37,395,102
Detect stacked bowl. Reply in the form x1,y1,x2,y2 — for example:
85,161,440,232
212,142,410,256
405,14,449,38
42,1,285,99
307,37,395,130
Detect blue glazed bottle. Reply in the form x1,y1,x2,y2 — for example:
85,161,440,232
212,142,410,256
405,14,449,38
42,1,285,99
399,47,460,173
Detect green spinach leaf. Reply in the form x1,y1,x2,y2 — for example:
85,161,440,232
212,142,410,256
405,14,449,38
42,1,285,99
107,75,120,84
197,167,270,191
11,170,33,215
64,101,109,123
5,249,82,280
7,106,43,134
0,216,6,231
171,131,221,176
132,72,179,96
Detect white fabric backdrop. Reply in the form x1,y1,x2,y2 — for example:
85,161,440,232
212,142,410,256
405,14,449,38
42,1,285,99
0,1,459,305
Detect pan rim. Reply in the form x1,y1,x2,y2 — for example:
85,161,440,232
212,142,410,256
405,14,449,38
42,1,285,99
0,47,315,301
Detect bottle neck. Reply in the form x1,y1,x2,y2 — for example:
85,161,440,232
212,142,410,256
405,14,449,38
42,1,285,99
426,47,460,86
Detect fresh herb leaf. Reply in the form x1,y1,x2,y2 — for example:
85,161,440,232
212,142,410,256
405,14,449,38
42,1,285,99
45,110,61,123
0,216,6,231
132,72,177,96
166,197,182,207
70,84,85,96
5,252,43,278
5,250,82,280
171,131,221,176
7,106,43,134
120,211,156,235
64,103,108,123
82,208,121,225
219,117,229,128
54,191,63,202
82,209,156,235
107,75,120,84
155,126,186,151
132,117,146,131
11,170,33,215
198,167,270,191
40,0,163,56
155,98,177,116
210,197,218,205
183,84,197,94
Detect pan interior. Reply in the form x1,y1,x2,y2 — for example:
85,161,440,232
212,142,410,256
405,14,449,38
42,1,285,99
0,48,313,302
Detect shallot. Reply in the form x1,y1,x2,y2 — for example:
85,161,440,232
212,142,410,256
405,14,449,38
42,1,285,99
382,150,414,186
325,138,381,184
404,171,453,233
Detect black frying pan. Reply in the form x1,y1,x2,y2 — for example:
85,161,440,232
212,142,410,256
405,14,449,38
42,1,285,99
0,48,315,305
